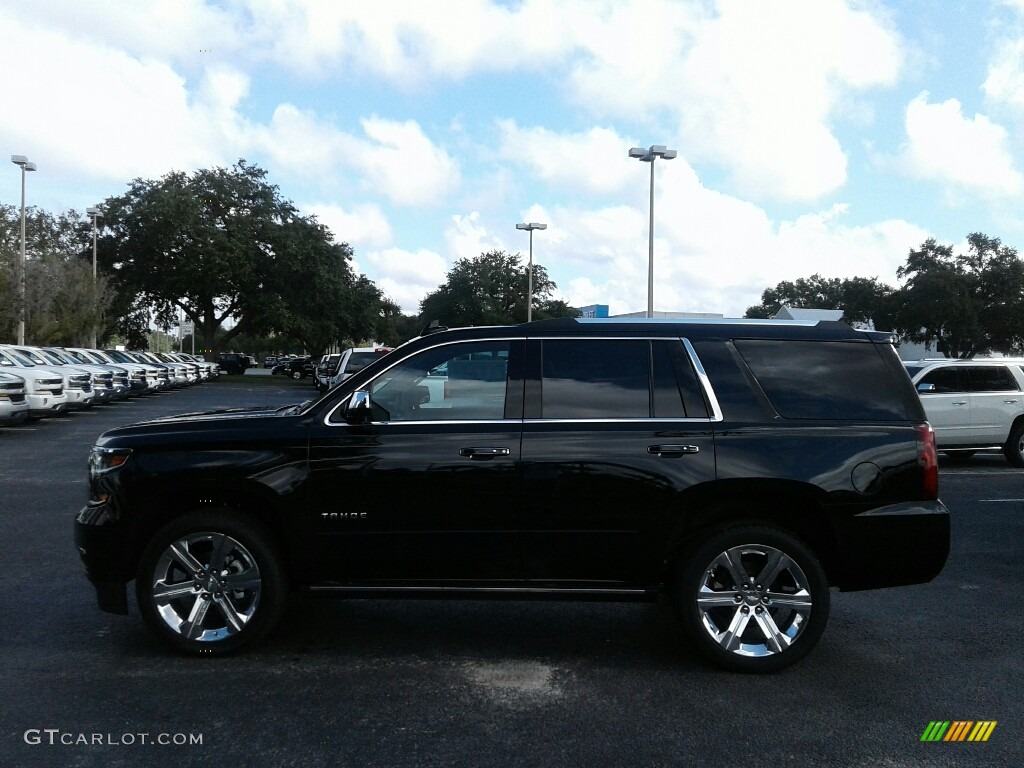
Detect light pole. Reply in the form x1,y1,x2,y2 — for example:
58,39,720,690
515,222,546,322
628,144,676,318
10,155,37,344
86,205,102,348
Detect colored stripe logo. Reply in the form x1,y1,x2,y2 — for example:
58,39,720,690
921,721,997,742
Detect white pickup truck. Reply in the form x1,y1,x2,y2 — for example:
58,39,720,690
316,346,394,393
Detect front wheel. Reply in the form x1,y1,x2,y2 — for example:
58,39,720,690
673,525,830,673
1004,422,1024,468
291,370,303,380
136,511,287,654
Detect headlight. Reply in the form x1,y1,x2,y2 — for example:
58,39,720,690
89,446,132,476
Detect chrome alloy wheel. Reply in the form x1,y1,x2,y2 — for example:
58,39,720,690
695,544,813,658
150,532,262,642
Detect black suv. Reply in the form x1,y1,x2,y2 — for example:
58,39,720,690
75,318,949,672
216,352,250,375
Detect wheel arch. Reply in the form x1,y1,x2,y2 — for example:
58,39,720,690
129,479,297,585
664,479,840,587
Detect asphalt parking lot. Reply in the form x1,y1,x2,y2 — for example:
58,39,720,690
1,378,1020,768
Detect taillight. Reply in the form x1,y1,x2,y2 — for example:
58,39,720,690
916,423,938,498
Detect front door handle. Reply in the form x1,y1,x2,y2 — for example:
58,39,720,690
459,447,510,458
648,444,700,457
951,401,968,406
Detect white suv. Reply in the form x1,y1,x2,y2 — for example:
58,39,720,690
904,359,1024,467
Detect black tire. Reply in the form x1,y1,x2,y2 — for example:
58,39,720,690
136,511,287,655
1004,422,1024,468
673,525,830,673
291,370,303,380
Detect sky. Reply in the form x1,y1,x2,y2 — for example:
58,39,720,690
4,0,1024,318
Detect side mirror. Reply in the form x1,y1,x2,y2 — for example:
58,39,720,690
917,382,936,393
344,390,372,423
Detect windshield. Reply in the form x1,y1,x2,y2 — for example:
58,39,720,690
42,350,74,364
15,348,51,365
0,350,20,367
67,349,98,364
6,349,37,366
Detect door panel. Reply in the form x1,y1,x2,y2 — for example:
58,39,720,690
967,366,1021,444
305,339,525,583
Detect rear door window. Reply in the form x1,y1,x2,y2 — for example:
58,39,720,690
734,340,911,420
535,339,705,419
966,366,1019,392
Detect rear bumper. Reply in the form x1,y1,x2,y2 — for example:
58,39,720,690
832,499,950,591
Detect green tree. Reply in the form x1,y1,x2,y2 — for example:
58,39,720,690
892,233,1024,358
419,249,576,327
96,160,376,357
744,273,894,326
0,204,113,345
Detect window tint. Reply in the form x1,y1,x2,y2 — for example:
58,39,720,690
734,340,911,420
919,366,962,394
541,340,649,419
360,340,511,422
347,351,386,374
967,366,1019,392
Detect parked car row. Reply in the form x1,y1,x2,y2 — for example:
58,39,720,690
0,344,218,429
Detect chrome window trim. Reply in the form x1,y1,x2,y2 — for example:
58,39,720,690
322,334,726,426
681,338,723,422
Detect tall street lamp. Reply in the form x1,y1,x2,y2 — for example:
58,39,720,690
628,144,676,318
86,205,103,348
10,155,37,345
515,222,547,322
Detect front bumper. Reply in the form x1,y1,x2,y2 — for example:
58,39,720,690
0,405,30,426
832,499,950,591
75,501,134,614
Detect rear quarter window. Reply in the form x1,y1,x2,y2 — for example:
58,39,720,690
734,340,913,421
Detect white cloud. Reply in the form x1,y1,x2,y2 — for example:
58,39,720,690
305,203,393,248
363,248,449,313
899,92,1024,197
445,212,507,261
673,0,902,201
0,10,232,180
355,117,460,206
496,121,638,195
984,35,1024,108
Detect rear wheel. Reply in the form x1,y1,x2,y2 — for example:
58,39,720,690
136,511,287,654
1004,422,1024,468
291,370,303,380
674,525,829,673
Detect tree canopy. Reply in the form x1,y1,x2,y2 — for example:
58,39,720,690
744,273,893,327
420,249,578,327
891,233,1024,358
96,160,381,355
0,204,113,345
745,232,1024,358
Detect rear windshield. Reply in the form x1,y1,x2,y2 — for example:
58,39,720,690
347,351,389,374
734,340,912,421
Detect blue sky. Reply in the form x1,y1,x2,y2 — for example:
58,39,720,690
4,0,1024,317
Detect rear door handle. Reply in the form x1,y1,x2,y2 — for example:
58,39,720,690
459,447,510,458
648,444,700,457
951,401,968,406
